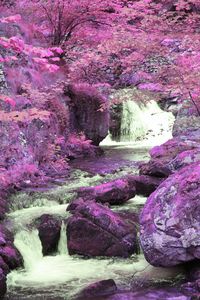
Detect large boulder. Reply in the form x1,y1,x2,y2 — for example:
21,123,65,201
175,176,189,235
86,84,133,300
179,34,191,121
67,201,138,257
65,83,109,145
36,214,62,255
76,175,161,206
76,178,136,205
140,135,200,178
140,163,200,267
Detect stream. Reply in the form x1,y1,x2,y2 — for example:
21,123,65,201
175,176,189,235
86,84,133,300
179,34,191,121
3,140,184,300
2,103,185,300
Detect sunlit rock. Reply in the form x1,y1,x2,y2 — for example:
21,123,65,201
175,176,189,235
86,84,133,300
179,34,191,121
150,136,200,161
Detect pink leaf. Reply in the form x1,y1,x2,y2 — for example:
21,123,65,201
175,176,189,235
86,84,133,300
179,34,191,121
1,14,21,24
0,95,16,107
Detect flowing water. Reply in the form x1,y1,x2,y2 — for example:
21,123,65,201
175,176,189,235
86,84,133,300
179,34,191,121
6,196,183,300
4,104,183,299
110,99,175,143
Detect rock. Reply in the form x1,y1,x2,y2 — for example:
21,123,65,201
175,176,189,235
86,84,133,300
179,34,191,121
67,201,138,257
140,135,200,178
77,288,190,300
158,95,180,116
181,280,200,298
77,279,117,299
0,245,23,270
173,116,200,138
128,175,162,196
172,99,200,137
0,257,9,275
67,198,86,213
0,198,9,220
76,178,136,205
109,103,123,141
168,149,200,173
185,260,200,282
0,225,23,270
150,136,200,162
65,83,109,146
140,163,200,267
139,160,172,178
36,214,62,255
65,142,103,160
0,268,6,298
0,225,15,244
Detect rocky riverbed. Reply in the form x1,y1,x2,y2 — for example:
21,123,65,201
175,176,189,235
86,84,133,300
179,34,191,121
0,104,200,299
0,139,192,300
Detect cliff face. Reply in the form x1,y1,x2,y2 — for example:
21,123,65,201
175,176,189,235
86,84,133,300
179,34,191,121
65,83,109,146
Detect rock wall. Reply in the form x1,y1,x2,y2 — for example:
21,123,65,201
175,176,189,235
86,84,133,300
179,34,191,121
173,99,200,137
65,83,109,146
0,64,7,94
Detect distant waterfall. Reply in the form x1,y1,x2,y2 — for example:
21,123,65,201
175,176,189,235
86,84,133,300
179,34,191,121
120,100,146,141
102,100,174,145
120,100,174,142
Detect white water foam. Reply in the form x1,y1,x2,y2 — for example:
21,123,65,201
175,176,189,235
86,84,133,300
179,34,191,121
101,100,174,147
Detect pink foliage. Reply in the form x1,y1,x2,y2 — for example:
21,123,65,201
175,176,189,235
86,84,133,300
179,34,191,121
0,14,22,24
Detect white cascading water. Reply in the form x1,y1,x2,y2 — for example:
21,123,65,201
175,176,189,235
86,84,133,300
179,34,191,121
14,229,43,271
102,100,175,146
7,196,182,299
120,100,146,141
57,221,68,255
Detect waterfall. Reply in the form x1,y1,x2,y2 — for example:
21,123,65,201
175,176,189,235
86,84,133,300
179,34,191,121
102,100,174,146
120,100,146,141
57,221,68,255
14,229,43,271
120,100,174,142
